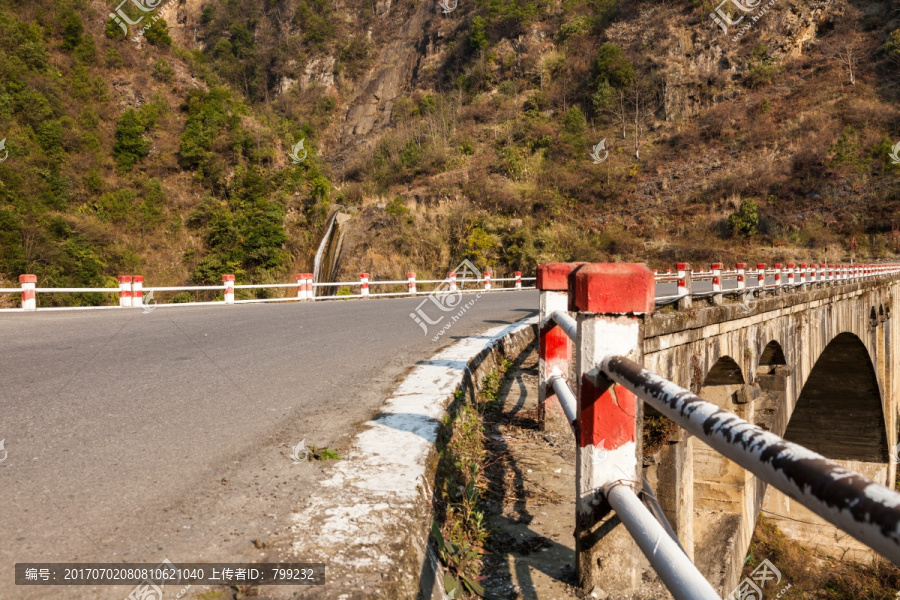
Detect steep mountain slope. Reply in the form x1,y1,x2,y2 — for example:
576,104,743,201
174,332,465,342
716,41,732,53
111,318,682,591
0,0,898,305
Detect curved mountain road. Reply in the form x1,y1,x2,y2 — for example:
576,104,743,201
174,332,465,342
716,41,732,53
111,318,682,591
0,291,538,599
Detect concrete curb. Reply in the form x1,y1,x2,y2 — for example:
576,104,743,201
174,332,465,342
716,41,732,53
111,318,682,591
287,316,538,599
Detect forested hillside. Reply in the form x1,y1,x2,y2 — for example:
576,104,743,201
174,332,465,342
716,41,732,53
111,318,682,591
1,0,899,304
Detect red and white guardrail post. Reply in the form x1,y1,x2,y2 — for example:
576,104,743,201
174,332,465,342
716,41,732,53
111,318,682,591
676,262,691,309
537,263,579,433
407,272,416,295
736,263,746,292
571,263,655,593
757,263,766,291
19,274,36,311
448,270,457,292
360,272,370,297
515,271,522,289
223,274,235,304
297,274,306,300
711,262,722,305
484,270,492,290
118,275,132,307
132,276,143,307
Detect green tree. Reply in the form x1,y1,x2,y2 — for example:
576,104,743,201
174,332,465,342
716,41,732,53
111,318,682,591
469,17,488,53
594,43,633,88
113,109,151,171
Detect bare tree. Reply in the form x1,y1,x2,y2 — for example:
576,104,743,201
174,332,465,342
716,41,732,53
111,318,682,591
625,68,662,159
824,32,866,86
609,88,629,140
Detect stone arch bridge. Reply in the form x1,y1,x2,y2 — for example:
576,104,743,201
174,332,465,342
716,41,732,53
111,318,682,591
638,273,897,593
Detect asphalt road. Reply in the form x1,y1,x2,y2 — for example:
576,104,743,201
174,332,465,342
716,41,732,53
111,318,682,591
0,291,538,599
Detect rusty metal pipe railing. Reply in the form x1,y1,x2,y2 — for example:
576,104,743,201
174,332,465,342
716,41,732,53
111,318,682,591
598,354,900,565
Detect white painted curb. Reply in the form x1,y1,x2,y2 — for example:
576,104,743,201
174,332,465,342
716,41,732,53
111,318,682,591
288,315,538,597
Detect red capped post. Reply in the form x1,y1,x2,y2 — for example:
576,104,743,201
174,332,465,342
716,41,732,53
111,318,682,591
360,272,370,297
19,274,36,311
570,263,654,593
118,275,133,307
676,262,691,309
711,262,723,305
223,274,235,304
537,263,581,433
132,276,143,307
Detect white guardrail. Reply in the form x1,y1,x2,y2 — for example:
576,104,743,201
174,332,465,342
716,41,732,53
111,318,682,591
654,262,900,305
0,270,536,312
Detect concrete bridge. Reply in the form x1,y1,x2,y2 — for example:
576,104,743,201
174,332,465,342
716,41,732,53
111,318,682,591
538,262,900,598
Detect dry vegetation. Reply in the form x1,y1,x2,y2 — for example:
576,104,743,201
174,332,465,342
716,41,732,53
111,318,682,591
1,0,899,293
746,517,900,599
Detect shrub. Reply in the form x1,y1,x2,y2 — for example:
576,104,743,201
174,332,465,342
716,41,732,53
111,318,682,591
386,196,410,217
153,59,175,82
558,15,592,42
145,18,172,47
829,126,870,173
747,44,779,87
726,199,760,237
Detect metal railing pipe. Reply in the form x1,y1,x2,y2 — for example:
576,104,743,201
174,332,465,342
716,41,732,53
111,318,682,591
548,376,577,429
550,310,577,341
604,483,722,600
598,354,900,565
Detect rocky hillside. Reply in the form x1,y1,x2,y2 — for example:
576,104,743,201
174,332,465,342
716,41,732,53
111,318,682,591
0,0,898,303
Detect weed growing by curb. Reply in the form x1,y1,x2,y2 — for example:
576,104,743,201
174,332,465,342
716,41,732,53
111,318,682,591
432,359,512,598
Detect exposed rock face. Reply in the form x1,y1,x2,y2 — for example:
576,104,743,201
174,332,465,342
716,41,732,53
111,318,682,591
169,0,205,49
301,56,337,90
339,0,434,148
611,0,837,122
